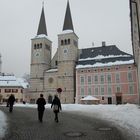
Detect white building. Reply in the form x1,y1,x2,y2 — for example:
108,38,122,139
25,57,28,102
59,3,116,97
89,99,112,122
0,74,29,104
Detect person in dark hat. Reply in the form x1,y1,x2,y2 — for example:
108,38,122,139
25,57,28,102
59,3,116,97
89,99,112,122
36,94,46,122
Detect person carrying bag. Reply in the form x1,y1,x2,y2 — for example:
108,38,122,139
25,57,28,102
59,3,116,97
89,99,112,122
51,95,62,123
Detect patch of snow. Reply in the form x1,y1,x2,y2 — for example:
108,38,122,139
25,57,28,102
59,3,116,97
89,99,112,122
33,34,51,41
0,110,7,138
76,60,134,69
79,55,132,61
58,30,73,35
46,69,58,73
80,95,100,100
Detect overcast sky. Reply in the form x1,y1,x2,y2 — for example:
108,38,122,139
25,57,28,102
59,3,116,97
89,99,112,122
0,0,132,77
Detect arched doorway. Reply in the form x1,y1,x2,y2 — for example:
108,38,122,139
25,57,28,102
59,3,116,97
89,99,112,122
48,95,52,104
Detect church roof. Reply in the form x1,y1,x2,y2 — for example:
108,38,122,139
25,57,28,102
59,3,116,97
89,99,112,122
77,45,134,69
37,6,47,36
63,1,74,31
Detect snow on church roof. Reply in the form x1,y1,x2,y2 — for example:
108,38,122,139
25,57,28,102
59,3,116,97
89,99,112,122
46,69,58,73
76,45,134,69
58,30,73,35
32,34,51,41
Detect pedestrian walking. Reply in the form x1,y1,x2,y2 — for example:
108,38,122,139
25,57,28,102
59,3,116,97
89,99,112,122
51,95,62,123
36,94,46,122
8,94,15,113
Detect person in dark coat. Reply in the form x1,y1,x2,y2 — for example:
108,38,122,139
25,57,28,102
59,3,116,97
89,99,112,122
51,95,62,123
36,94,46,122
8,94,15,112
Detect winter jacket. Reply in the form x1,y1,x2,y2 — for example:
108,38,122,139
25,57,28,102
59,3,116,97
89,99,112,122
51,97,62,112
8,95,15,106
36,97,46,111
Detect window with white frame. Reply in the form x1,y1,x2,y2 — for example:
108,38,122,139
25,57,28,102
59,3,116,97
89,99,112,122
80,87,85,95
94,87,98,95
116,73,120,83
129,85,134,94
128,72,133,82
100,75,104,84
88,87,92,95
88,76,92,85
107,74,111,83
94,75,98,84
108,86,112,95
116,85,121,93
80,76,85,85
100,86,104,95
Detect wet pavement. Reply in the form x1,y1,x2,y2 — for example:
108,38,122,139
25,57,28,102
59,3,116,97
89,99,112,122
0,106,137,140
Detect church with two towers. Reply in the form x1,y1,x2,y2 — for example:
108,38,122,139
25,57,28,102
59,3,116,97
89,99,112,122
29,1,138,105
29,1,78,103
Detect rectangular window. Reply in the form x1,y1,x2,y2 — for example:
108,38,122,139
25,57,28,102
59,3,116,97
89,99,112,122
116,73,120,83
88,87,92,95
128,72,133,82
88,76,92,85
94,75,98,84
107,74,111,83
116,85,121,93
129,85,134,94
80,87,85,95
80,76,85,85
12,89,18,93
5,89,11,93
100,75,104,84
100,86,104,95
94,87,98,95
108,86,112,95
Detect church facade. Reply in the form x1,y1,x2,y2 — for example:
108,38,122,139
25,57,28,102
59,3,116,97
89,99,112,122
28,1,139,104
29,1,78,103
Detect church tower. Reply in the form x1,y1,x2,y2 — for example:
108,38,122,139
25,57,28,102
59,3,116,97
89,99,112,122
29,5,52,103
57,1,79,103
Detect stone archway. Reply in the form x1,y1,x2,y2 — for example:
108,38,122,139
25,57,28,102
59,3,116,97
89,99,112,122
48,95,53,104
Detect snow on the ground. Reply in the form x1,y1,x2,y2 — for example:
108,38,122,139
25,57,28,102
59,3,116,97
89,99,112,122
0,110,7,138
0,103,140,138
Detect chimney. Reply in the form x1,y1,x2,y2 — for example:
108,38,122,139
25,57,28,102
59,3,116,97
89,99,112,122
102,41,106,47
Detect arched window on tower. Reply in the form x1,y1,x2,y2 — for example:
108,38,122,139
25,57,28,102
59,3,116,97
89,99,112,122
40,43,42,48
37,44,39,49
68,39,70,44
34,44,36,49
64,39,67,45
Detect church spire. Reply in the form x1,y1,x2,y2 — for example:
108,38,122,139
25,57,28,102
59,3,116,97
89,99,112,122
37,4,47,36
63,0,74,31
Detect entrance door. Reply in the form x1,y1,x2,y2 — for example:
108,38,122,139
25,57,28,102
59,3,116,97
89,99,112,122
116,96,122,104
48,95,52,104
108,97,112,104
